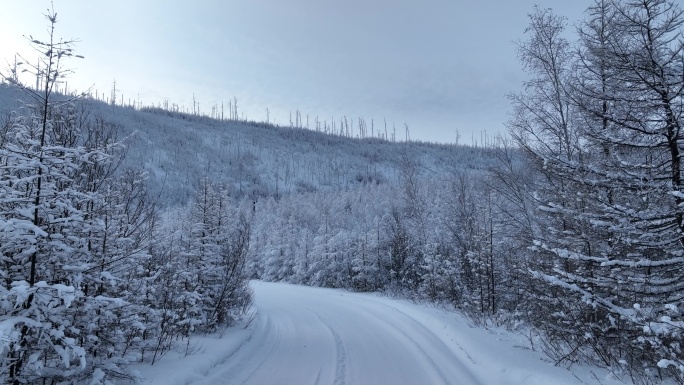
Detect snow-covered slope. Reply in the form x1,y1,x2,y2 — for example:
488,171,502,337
134,281,625,385
0,84,492,205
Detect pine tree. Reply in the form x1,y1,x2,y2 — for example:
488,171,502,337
510,0,684,379
0,8,159,383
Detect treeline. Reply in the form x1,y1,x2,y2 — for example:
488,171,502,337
247,145,527,320
247,125,679,384
0,11,252,385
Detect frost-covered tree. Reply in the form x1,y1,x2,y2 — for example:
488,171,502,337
158,178,253,337
0,8,140,384
510,0,684,380
83,168,159,370
440,172,498,316
191,179,253,330
486,140,539,314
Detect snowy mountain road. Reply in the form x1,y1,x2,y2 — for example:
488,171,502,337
139,281,624,385
192,281,482,385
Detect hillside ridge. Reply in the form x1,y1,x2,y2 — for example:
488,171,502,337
0,83,493,205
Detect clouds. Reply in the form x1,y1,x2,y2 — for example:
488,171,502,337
0,0,589,143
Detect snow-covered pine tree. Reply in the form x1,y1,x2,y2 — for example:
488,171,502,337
510,0,684,380
80,168,159,373
191,179,252,331
154,177,253,340
0,8,159,383
441,172,497,317
570,0,684,378
508,3,608,366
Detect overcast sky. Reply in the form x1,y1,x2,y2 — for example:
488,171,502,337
0,1,590,143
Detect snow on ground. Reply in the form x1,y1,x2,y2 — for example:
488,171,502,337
134,281,627,385
130,320,254,385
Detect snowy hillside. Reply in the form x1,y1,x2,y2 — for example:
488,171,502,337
0,83,492,205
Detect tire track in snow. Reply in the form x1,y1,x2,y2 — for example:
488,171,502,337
187,311,281,385
377,300,478,366
313,312,347,385
365,313,454,385
354,298,481,385
195,282,485,385
313,367,323,385
233,313,283,384
181,313,261,385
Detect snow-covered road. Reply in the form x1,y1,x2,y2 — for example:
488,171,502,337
196,281,481,385
136,281,624,385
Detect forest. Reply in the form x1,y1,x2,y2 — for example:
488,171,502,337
1,0,683,384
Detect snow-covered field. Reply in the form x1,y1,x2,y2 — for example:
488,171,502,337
134,281,625,385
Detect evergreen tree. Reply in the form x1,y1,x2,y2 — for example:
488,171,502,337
510,0,684,379
0,8,138,383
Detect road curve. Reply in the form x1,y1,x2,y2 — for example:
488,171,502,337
192,281,481,385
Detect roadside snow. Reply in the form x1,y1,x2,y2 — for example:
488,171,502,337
131,322,254,385
134,281,626,385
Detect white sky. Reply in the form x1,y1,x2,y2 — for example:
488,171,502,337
0,1,589,143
